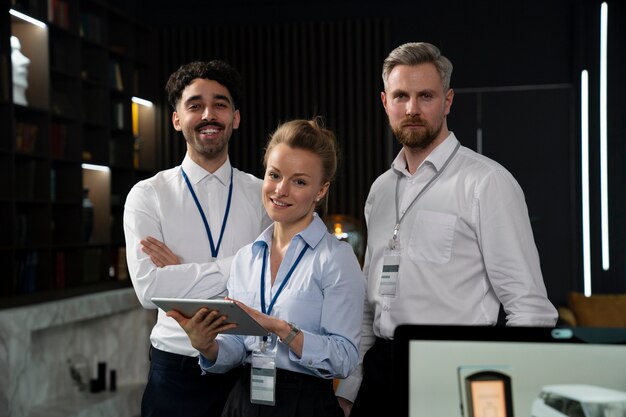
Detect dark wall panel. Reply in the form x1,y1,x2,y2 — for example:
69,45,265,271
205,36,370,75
389,0,576,88
448,86,577,307
139,0,625,303
160,20,391,221
480,88,576,306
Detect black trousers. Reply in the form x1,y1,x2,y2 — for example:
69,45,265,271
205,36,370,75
350,338,395,417
221,364,343,417
141,346,242,417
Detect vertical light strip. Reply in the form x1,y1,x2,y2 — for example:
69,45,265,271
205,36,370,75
599,2,610,270
581,70,592,296
476,128,483,154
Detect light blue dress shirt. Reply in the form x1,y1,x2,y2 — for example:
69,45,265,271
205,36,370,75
200,214,365,379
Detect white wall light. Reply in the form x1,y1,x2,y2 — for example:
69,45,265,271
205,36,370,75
9,9,46,28
132,96,153,107
581,70,591,297
599,2,609,271
82,163,110,172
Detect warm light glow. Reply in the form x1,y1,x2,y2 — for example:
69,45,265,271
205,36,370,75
581,70,591,297
600,2,609,271
10,9,46,28
132,96,153,107
82,163,110,172
333,223,348,240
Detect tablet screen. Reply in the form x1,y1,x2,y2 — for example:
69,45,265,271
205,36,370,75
151,297,269,336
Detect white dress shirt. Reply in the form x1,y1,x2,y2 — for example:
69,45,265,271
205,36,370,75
200,214,365,379
124,155,272,357
336,133,558,401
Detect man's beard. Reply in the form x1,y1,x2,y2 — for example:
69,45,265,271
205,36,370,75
392,116,443,150
188,120,229,158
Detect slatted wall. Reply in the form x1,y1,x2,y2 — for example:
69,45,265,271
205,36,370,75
159,19,391,221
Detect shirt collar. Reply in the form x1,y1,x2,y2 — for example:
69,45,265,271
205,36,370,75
252,213,327,254
181,154,232,186
391,132,459,177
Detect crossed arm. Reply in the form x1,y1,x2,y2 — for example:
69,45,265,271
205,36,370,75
140,236,181,267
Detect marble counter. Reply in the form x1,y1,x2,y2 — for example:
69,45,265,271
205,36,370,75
27,384,144,417
0,288,155,417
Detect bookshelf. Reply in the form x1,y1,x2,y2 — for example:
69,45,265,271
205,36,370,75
1,0,159,308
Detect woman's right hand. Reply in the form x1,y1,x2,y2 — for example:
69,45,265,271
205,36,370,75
167,307,237,361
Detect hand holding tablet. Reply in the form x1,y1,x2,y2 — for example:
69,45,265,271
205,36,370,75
151,297,269,336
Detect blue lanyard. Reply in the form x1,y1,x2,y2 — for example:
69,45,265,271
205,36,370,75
260,242,309,316
181,165,234,259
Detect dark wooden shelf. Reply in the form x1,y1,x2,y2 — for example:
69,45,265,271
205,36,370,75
1,0,158,307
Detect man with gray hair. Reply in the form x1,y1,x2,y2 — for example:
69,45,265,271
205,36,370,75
335,42,557,415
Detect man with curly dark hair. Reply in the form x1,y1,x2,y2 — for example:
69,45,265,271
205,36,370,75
124,60,271,416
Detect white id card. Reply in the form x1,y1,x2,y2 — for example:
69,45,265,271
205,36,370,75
250,340,276,406
379,248,400,297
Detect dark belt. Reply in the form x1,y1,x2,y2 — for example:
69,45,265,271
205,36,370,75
243,363,333,388
374,337,394,352
149,346,201,371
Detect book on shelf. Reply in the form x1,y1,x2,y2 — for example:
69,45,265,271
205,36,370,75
131,101,139,136
50,167,56,201
116,246,128,280
51,122,68,158
110,61,124,91
15,122,39,154
48,0,71,30
111,102,125,130
79,12,103,43
25,251,39,293
15,251,39,294
55,251,66,289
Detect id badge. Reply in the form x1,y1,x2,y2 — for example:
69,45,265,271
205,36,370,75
379,247,401,297
250,338,276,406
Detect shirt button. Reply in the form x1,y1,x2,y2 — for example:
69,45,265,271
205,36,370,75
383,305,390,311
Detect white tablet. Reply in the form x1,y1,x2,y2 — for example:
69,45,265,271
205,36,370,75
151,297,269,336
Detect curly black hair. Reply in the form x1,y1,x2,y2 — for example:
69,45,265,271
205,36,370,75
165,60,242,110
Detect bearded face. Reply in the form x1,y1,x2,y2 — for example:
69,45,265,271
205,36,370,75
172,78,240,163
382,63,452,152
391,113,444,150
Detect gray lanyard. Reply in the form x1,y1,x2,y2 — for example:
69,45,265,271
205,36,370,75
390,142,461,249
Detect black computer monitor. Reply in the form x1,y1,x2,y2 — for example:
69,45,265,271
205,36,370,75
394,325,626,417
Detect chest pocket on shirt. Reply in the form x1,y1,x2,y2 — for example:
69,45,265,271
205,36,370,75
272,288,323,325
407,210,457,264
